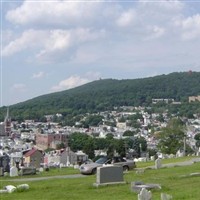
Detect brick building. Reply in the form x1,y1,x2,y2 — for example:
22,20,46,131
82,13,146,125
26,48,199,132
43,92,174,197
35,132,68,150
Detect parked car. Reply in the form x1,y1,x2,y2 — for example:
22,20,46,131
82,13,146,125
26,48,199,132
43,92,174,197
79,156,136,175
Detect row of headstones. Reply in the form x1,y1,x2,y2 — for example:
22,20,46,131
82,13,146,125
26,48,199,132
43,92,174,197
9,166,37,177
138,188,172,200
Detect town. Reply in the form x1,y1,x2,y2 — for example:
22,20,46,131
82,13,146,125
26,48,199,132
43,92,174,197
1,96,200,176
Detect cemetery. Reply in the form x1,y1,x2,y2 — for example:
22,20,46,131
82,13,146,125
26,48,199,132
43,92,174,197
0,156,200,199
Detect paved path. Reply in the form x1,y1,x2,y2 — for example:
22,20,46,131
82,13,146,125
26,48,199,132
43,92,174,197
0,174,86,182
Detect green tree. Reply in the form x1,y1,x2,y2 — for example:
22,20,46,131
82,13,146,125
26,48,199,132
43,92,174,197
194,133,200,148
123,130,136,137
157,118,186,154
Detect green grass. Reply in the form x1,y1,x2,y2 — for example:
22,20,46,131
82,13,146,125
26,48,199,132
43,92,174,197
1,157,200,200
135,156,197,168
1,167,80,180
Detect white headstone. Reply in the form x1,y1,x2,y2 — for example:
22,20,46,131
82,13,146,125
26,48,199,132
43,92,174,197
161,193,173,200
10,166,18,177
155,158,162,169
138,188,152,200
4,185,16,193
39,167,44,172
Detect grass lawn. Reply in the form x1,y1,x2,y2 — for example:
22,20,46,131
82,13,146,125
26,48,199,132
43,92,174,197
0,157,200,200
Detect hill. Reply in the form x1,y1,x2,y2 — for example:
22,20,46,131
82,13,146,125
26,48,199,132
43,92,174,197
1,71,200,121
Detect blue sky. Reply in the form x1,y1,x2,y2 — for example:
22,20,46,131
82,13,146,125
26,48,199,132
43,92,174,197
1,0,200,106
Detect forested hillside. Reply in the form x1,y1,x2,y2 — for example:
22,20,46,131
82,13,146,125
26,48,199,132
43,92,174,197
1,71,200,121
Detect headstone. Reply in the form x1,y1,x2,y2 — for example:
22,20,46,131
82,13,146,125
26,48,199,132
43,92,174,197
94,165,125,187
161,193,173,200
155,158,162,169
39,167,44,172
150,156,155,161
0,167,3,176
10,166,18,177
138,188,152,200
17,184,29,192
20,167,36,175
4,185,16,193
131,182,161,193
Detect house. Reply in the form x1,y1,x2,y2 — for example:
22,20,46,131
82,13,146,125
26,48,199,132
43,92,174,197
189,95,200,102
23,148,44,168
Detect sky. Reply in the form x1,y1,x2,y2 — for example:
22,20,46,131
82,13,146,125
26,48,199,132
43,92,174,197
1,0,200,106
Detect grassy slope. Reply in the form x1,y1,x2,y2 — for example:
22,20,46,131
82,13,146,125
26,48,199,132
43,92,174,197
0,157,200,200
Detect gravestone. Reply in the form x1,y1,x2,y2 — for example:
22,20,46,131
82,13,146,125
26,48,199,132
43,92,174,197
10,166,18,177
161,193,173,200
4,185,16,193
138,188,152,200
17,184,29,192
131,181,161,193
93,165,125,187
0,167,3,176
20,167,36,175
39,167,44,173
155,158,162,169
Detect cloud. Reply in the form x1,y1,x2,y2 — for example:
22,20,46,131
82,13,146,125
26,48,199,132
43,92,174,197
51,75,89,92
51,72,101,92
176,14,200,40
2,28,105,62
116,9,135,27
32,71,45,79
36,28,105,61
10,83,27,92
6,1,102,27
2,29,47,56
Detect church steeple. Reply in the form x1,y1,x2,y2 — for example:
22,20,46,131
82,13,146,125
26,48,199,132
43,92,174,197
4,107,11,137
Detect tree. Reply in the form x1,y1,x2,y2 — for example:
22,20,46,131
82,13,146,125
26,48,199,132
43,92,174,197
123,130,136,137
68,132,89,151
131,137,147,156
157,118,186,154
83,138,95,159
194,133,200,149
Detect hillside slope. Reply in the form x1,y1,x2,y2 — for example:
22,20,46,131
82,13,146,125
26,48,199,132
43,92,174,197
1,71,200,120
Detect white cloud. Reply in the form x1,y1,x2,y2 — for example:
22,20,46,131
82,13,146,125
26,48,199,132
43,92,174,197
180,14,200,40
51,72,100,92
116,9,135,27
32,71,45,79
51,75,90,92
6,1,102,27
2,28,105,62
2,29,47,56
10,83,27,92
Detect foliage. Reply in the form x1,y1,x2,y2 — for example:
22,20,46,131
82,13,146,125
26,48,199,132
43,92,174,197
1,71,200,121
194,133,200,148
131,136,147,156
68,132,146,159
157,118,186,154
